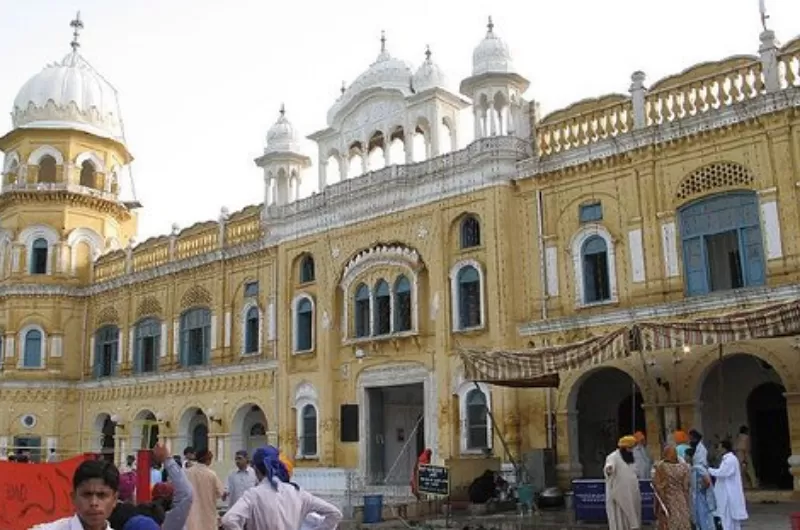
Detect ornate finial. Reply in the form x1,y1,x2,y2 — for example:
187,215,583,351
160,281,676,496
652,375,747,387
425,45,432,61
487,16,494,35
70,11,84,52
340,80,346,95
279,103,285,117
759,0,769,31
380,30,386,52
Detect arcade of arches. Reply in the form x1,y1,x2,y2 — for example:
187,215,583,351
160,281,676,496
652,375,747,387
556,351,795,491
91,404,271,464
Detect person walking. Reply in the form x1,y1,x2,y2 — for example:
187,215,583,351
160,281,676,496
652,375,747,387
709,439,748,530
685,447,716,530
604,435,641,530
652,445,691,530
224,450,258,509
185,449,224,530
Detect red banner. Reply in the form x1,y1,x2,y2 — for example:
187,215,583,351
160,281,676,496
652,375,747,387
0,454,94,530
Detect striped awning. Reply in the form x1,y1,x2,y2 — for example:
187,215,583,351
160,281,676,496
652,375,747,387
459,327,630,388
459,298,800,388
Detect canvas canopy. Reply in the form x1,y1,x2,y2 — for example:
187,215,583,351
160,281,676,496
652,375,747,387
458,298,800,388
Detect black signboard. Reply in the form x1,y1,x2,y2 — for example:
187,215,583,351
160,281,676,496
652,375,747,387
417,464,449,496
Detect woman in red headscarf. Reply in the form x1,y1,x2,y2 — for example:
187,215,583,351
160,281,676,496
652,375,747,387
411,448,432,500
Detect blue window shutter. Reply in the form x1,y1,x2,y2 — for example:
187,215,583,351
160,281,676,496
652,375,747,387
179,326,188,367
203,325,211,365
741,226,766,287
683,237,707,296
93,339,101,378
582,256,596,303
133,337,141,373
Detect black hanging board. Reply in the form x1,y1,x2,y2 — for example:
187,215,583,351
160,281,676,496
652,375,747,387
417,464,449,496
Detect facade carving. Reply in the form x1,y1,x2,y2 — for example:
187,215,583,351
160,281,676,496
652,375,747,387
1,11,800,498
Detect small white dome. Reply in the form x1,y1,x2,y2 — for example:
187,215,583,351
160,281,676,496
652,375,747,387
472,17,515,76
11,50,123,141
413,47,449,93
265,106,302,154
326,34,413,126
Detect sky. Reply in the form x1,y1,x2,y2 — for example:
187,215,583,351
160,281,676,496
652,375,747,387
0,0,798,241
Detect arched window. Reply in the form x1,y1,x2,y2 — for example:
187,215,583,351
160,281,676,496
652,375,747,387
192,423,209,452
460,215,481,249
465,389,489,450
180,308,211,367
374,280,391,335
679,191,765,296
300,404,318,457
38,155,57,183
80,160,96,188
22,329,43,368
354,283,370,338
295,298,313,352
134,318,160,374
30,238,48,275
94,325,119,378
456,265,482,329
581,235,611,303
393,275,412,332
299,255,315,283
244,306,260,354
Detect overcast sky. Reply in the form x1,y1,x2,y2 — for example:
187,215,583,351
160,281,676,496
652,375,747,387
1,0,798,241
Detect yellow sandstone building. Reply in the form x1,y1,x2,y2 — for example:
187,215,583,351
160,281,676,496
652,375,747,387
2,11,800,500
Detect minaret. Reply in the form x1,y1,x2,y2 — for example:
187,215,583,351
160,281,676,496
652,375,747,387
255,105,311,208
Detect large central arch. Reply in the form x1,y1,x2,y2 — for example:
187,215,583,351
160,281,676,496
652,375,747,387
568,367,646,478
231,403,268,459
696,353,792,489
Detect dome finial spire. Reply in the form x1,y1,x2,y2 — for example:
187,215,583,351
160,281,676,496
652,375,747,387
487,16,494,35
380,30,386,52
70,11,84,52
759,0,770,31
279,103,286,117
425,45,432,61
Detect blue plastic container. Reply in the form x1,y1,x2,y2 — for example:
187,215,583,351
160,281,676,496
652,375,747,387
362,494,384,524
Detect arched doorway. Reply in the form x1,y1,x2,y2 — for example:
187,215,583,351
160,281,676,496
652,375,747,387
132,410,159,450
94,413,116,462
231,404,268,459
178,407,209,453
698,353,790,489
748,382,792,489
570,367,646,478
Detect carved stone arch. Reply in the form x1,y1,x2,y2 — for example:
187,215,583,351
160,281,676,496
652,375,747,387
554,360,654,413
27,145,64,166
67,227,104,274
340,243,424,292
75,151,106,172
683,342,799,399
136,297,164,320
180,285,213,309
413,116,431,135
675,161,755,203
95,306,120,327
294,380,319,404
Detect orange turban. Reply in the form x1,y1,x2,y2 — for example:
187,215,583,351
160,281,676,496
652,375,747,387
618,435,637,449
279,452,294,477
634,431,646,443
674,430,689,444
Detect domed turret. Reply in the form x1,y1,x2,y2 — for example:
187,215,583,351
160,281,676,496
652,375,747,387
11,16,124,144
265,104,302,154
413,46,449,93
471,17,515,76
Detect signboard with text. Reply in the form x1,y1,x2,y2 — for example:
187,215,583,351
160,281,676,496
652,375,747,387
417,464,449,496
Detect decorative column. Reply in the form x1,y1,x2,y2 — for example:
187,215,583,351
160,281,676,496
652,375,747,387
555,410,582,487
759,29,781,93
629,71,647,130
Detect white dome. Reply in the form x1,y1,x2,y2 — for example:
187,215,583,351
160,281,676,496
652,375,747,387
413,47,449,93
472,18,515,76
11,50,123,141
326,35,413,126
265,106,302,154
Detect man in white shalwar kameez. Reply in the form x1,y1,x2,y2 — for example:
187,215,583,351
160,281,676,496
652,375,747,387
604,435,642,530
709,439,748,530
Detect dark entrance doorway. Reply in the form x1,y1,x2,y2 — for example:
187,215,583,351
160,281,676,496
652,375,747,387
747,382,792,490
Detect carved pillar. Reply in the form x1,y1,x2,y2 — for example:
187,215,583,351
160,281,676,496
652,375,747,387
404,133,414,164
338,156,348,181
383,131,392,166
317,149,327,191
321,417,336,465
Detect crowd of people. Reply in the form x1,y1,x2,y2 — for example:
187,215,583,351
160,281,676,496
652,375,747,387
29,443,343,530
604,429,749,530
